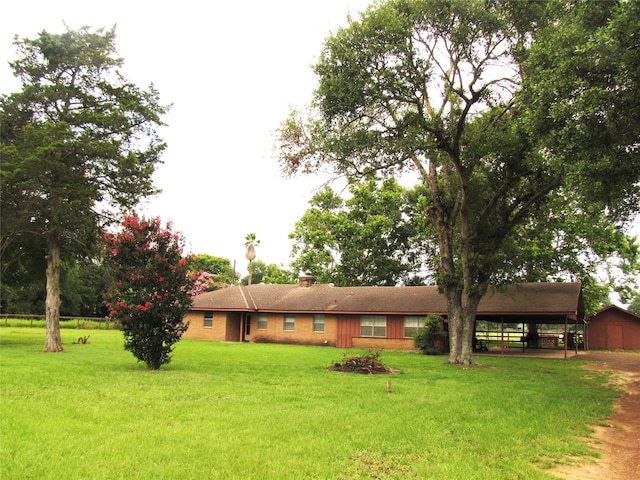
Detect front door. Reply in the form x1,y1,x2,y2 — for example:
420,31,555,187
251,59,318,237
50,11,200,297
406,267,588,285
243,314,251,341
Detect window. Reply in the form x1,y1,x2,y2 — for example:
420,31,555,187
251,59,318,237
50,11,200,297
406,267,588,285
313,314,325,333
257,314,268,330
204,312,213,328
283,315,295,331
404,316,426,338
360,315,387,337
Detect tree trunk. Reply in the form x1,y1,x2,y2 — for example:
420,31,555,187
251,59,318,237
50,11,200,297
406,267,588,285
446,291,464,363
430,211,480,365
445,285,481,365
461,293,481,364
44,235,63,352
423,157,485,365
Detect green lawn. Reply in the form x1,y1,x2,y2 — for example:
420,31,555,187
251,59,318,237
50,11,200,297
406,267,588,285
0,328,618,479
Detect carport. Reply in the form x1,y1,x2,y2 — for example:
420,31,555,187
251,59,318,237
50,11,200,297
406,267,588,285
473,283,585,359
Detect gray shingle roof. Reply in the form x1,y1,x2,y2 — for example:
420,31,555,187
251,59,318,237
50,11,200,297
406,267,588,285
191,282,583,319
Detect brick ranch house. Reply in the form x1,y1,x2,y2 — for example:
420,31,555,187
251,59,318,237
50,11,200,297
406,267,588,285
585,305,640,350
183,275,584,351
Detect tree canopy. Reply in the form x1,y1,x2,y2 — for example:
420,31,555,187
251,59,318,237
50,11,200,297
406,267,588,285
0,26,169,351
289,178,432,286
629,295,640,315
190,253,236,287
277,0,639,364
521,0,640,217
240,261,296,285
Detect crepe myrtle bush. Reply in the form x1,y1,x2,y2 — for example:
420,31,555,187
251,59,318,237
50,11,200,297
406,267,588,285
187,271,218,296
105,215,195,369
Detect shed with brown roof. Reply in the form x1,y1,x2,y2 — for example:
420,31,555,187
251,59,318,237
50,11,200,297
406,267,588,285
585,305,640,350
183,277,584,352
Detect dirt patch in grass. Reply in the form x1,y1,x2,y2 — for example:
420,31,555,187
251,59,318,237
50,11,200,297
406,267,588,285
550,351,640,480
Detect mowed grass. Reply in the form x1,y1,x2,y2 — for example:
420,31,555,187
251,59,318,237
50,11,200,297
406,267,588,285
0,328,618,479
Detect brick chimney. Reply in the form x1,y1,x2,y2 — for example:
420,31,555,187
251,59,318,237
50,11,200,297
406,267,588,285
298,272,316,288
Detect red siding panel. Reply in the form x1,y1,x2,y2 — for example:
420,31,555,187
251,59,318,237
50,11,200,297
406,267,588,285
606,324,624,349
337,315,359,348
387,316,405,339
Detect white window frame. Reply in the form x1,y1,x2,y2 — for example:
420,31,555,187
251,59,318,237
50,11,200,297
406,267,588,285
257,314,268,330
204,312,213,328
404,316,426,338
283,315,295,331
313,314,325,333
360,315,387,337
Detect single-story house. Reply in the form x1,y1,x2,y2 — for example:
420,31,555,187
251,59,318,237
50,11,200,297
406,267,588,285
585,305,640,350
183,275,584,351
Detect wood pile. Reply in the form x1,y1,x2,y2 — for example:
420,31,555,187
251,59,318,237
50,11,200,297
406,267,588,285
327,351,394,374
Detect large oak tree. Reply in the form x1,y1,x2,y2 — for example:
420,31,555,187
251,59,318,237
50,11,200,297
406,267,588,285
277,0,639,364
1,27,169,351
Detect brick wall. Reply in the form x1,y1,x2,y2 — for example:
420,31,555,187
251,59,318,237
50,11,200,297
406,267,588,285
184,310,429,352
352,337,418,351
250,313,338,346
182,311,227,341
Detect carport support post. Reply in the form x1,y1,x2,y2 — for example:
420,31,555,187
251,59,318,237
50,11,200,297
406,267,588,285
563,316,568,359
500,316,505,355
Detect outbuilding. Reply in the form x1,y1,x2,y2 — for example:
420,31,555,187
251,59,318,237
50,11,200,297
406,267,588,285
585,305,640,350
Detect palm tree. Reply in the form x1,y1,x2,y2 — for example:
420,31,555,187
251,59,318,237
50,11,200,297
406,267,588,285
244,233,260,285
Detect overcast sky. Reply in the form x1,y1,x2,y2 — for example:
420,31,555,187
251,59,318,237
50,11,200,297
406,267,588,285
0,0,376,275
2,1,638,284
